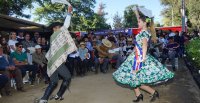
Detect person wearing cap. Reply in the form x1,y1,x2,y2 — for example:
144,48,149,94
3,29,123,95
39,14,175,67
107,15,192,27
38,5,76,103
32,45,49,83
78,41,90,76
94,39,112,73
0,44,25,95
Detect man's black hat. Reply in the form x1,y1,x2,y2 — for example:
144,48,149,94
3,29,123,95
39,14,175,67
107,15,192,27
48,22,63,31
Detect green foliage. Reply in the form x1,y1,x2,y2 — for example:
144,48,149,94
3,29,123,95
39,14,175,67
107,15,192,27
33,0,110,31
0,0,33,18
123,5,138,28
160,0,182,26
185,38,200,69
160,0,200,29
113,12,123,29
187,0,200,29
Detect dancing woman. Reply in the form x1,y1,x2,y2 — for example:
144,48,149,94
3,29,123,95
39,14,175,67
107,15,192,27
113,7,174,102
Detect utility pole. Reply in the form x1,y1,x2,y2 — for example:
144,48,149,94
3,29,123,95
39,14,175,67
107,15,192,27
181,0,186,32
172,6,174,26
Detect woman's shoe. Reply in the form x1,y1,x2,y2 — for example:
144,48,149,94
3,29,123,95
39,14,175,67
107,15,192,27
133,94,143,102
150,90,159,102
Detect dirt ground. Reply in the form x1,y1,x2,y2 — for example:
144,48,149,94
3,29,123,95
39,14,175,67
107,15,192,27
0,59,200,103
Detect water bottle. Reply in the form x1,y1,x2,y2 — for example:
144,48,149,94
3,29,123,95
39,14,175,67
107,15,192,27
23,71,29,84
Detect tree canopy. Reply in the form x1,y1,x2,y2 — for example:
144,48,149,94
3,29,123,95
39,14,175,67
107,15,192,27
33,0,110,31
123,5,138,28
113,12,123,29
0,0,33,18
160,0,200,29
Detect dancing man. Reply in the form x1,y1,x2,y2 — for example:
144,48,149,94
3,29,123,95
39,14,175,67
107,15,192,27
38,2,77,103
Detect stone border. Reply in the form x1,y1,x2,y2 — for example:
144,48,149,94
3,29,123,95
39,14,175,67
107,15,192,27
184,57,200,89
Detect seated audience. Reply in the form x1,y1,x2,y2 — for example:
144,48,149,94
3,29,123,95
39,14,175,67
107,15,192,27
22,33,36,65
94,39,111,73
0,44,24,96
10,43,37,85
0,37,10,55
36,37,42,45
32,32,40,44
32,45,49,83
41,37,49,53
78,42,90,76
107,37,123,69
17,31,24,43
67,51,80,77
8,31,18,53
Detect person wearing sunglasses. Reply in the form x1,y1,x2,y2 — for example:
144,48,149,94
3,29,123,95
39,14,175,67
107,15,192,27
0,44,25,96
10,43,37,85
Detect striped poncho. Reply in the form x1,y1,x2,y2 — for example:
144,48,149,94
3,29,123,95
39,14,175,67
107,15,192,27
46,14,77,76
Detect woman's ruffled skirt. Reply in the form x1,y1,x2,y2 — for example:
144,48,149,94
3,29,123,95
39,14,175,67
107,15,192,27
113,52,174,88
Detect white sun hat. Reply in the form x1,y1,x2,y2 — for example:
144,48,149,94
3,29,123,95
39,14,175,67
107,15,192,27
35,45,42,49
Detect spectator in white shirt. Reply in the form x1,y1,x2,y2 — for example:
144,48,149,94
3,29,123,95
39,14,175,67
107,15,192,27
8,32,18,53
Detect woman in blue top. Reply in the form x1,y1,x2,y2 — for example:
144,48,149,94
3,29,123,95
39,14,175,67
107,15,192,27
113,7,174,102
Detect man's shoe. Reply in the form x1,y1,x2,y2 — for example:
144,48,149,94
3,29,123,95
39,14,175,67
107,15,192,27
39,99,48,103
54,95,64,100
